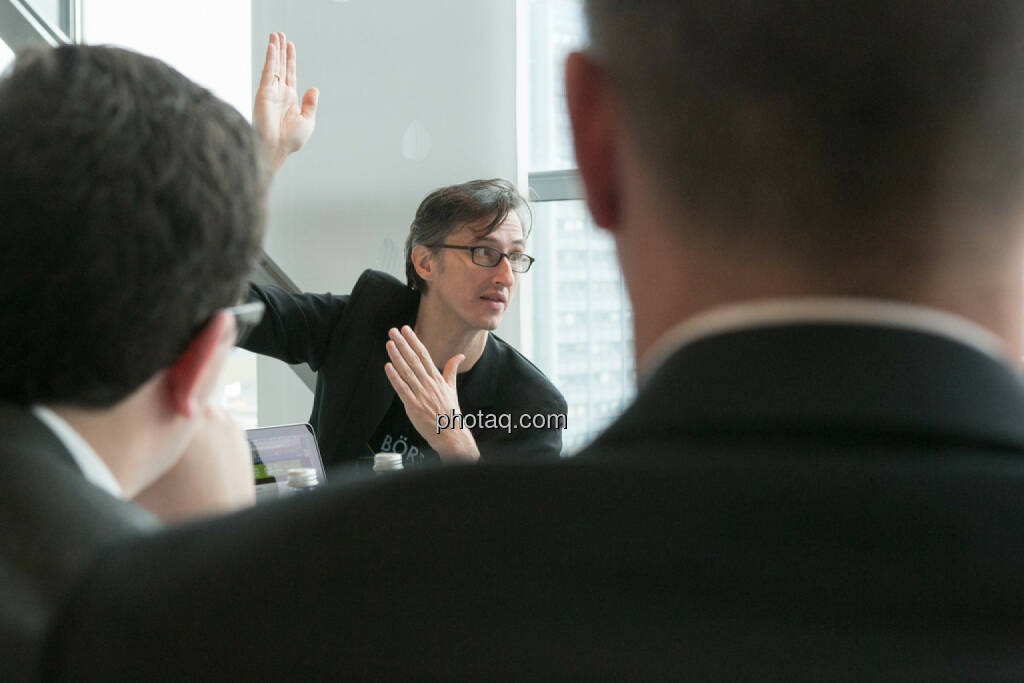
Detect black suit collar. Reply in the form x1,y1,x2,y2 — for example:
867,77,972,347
359,284,421,442
0,402,81,472
638,298,1008,388
599,323,1024,453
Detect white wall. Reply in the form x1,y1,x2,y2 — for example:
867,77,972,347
252,0,521,426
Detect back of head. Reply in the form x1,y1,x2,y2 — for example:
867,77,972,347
585,1,1024,267
0,45,265,407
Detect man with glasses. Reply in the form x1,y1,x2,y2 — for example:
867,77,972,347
242,178,566,471
244,36,565,470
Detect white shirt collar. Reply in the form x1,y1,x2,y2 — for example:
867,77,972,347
31,405,124,499
639,297,1012,387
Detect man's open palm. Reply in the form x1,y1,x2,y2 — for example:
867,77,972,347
253,31,318,173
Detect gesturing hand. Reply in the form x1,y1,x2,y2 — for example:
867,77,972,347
384,326,480,463
253,32,318,174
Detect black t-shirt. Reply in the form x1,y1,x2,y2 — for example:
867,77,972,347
368,396,434,469
368,361,484,470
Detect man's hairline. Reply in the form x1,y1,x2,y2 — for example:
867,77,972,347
414,207,530,250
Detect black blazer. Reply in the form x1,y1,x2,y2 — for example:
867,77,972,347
0,403,156,681
43,324,1024,680
242,269,566,466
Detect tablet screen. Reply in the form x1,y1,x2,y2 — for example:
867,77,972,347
246,423,327,503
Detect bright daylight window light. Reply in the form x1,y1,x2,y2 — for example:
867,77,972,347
525,0,635,455
82,0,259,427
83,0,251,119
0,39,13,73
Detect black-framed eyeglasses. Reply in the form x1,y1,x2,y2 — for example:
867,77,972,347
430,244,535,273
224,301,265,341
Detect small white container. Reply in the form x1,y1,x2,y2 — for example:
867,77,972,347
286,467,319,493
373,452,404,473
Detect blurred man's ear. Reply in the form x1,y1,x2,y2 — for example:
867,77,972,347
411,244,437,285
166,311,235,418
566,51,621,230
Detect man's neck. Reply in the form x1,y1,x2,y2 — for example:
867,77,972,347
626,246,1024,366
49,404,152,498
413,295,489,372
47,375,180,498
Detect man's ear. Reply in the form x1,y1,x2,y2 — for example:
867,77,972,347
166,311,235,418
565,51,621,230
411,244,437,285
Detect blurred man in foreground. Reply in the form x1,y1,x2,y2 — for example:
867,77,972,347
0,44,261,679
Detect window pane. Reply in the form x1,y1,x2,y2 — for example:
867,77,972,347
83,0,251,118
23,0,66,35
527,1,634,453
528,0,585,172
530,200,635,453
214,349,259,430
83,0,258,427
0,38,13,73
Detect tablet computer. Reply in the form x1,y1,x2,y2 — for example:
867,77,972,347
246,423,327,503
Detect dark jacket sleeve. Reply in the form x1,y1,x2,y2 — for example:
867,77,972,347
238,283,348,372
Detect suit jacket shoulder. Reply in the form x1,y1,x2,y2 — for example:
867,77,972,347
581,323,1024,462
0,403,156,681
242,270,416,369
347,269,419,320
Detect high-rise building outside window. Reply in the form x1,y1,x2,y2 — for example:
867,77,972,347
526,0,635,454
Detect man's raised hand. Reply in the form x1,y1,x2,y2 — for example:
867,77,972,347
253,32,318,174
